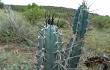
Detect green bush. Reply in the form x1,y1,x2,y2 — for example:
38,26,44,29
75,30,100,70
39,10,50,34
91,15,110,29
0,10,38,46
24,3,45,25
0,1,4,9
58,19,69,28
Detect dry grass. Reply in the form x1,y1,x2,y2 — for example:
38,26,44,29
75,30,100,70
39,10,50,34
0,43,36,70
77,28,110,70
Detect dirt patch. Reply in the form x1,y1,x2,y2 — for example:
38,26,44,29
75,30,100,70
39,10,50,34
0,43,36,55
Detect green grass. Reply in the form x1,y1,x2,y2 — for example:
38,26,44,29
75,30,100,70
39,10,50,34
77,28,110,70
85,28,110,55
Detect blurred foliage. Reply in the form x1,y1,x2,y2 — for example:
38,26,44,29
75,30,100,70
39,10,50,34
58,19,69,28
0,1,4,9
1,3,110,29
0,53,36,70
11,5,26,12
0,3,110,47
43,6,74,23
85,28,110,54
4,45,12,52
0,2,110,46
24,3,45,25
90,14,110,29
0,54,8,70
0,10,38,47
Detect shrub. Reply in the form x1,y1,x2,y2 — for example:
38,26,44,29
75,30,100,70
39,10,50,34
90,15,110,29
24,3,45,25
0,1,4,9
0,10,38,47
58,19,69,28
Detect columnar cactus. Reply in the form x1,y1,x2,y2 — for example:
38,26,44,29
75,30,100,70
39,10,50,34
73,2,89,38
36,1,89,70
67,2,89,69
37,16,63,70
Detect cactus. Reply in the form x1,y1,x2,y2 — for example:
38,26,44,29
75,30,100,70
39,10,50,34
37,16,63,70
36,1,89,70
67,2,89,69
73,2,89,38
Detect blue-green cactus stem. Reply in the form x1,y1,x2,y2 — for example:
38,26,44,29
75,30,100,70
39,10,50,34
73,3,89,38
67,2,89,69
37,24,62,70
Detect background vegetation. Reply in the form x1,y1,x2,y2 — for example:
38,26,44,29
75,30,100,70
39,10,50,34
0,1,110,70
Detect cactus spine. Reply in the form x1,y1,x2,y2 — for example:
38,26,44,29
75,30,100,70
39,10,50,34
37,16,63,70
36,1,89,70
67,2,89,69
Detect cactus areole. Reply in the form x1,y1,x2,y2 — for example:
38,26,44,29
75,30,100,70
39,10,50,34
37,1,89,70
37,16,63,70
67,2,89,69
73,2,89,38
